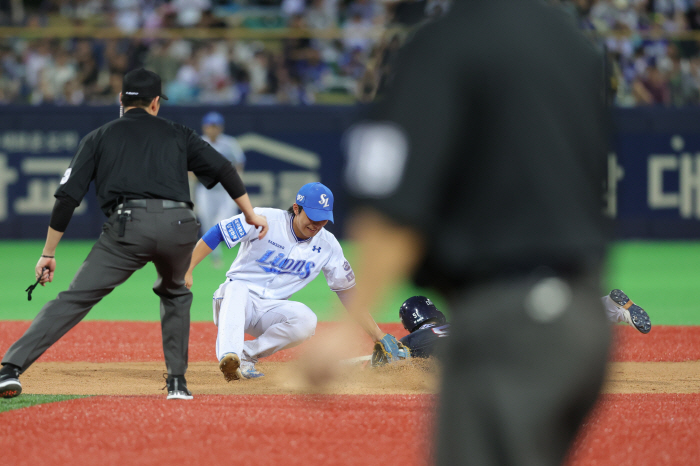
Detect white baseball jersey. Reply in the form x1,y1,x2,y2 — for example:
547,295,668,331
216,207,356,300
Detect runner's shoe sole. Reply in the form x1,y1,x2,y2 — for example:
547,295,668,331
219,353,243,381
610,289,651,334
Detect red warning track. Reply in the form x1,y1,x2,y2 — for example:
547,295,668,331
567,394,700,465
0,395,436,466
0,321,696,362
1,323,699,465
2,393,699,466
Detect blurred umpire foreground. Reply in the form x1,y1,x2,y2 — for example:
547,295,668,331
0,69,268,401
344,1,612,465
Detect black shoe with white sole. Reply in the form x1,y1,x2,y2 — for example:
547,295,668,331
0,364,22,399
163,374,193,400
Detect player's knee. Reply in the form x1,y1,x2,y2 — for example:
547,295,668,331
225,280,249,297
289,309,317,341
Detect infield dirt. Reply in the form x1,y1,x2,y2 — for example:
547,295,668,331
17,360,700,396
20,358,441,396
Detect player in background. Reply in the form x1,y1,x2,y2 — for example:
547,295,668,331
195,111,246,267
185,182,406,380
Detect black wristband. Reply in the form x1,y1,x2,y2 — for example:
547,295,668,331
41,255,54,258
49,196,79,232
217,163,247,200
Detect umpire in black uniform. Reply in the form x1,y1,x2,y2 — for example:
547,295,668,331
0,69,269,400
344,1,612,465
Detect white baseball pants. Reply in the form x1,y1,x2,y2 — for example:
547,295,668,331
601,295,625,323
212,280,318,362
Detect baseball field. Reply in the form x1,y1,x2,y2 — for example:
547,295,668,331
1,240,699,465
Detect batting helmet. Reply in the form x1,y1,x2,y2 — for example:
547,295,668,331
399,296,446,333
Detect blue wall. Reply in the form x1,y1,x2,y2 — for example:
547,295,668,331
0,105,699,240
611,108,700,239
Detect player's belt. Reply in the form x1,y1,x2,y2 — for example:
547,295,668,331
110,199,191,215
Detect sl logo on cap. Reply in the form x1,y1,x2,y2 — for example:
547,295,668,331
319,194,330,208
297,194,305,202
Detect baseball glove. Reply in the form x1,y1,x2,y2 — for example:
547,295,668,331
371,334,411,367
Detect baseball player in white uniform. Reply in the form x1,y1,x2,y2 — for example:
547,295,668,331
195,112,246,265
185,182,406,380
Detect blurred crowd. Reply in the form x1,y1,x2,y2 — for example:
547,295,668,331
0,34,407,105
559,0,700,106
2,0,700,106
0,0,448,105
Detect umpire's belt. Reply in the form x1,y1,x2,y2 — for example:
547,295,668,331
111,199,191,215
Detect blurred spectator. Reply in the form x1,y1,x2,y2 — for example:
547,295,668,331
340,46,367,79
633,62,672,104
282,0,306,17
112,0,142,33
171,0,211,27
24,40,52,90
0,0,25,26
343,12,375,52
346,0,382,22
305,0,338,29
199,9,227,28
168,54,200,103
283,14,313,70
248,49,279,101
92,72,122,105
144,40,180,83
296,47,330,90
0,63,20,102
686,0,700,29
75,40,99,97
62,78,85,105
104,39,130,75
38,49,77,103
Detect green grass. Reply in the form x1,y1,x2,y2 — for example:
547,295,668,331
0,394,88,413
1,240,698,325
0,240,444,323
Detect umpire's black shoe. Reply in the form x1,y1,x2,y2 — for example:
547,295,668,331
163,374,193,400
610,289,652,334
0,364,22,399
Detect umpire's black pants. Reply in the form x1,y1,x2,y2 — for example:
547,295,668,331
436,270,611,466
2,200,200,376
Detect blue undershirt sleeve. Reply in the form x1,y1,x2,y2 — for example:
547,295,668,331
202,224,224,250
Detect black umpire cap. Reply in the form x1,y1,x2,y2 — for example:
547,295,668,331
122,68,169,100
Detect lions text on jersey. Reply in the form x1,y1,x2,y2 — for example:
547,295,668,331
216,207,356,299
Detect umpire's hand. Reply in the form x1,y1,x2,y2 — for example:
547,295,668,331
245,213,269,240
35,256,56,286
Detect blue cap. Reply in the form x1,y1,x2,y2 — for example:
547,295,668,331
295,182,334,223
202,111,224,126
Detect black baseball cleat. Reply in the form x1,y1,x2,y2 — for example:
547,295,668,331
0,365,22,399
609,289,651,334
163,374,193,400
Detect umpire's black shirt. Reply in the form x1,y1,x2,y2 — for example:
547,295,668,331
345,0,611,290
56,108,230,215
